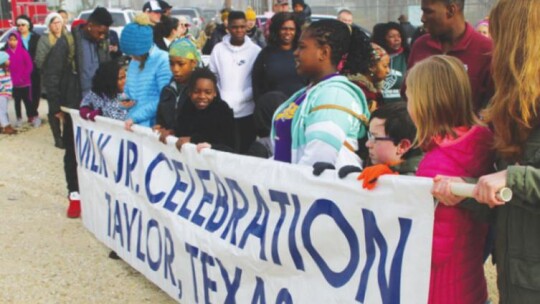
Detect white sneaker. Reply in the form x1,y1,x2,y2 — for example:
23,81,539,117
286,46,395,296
32,117,42,128
13,118,23,128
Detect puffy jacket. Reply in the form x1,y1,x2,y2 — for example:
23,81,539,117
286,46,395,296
494,126,540,303
125,45,172,127
416,125,494,304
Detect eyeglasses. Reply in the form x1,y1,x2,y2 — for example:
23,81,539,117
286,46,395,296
367,131,394,143
17,23,27,27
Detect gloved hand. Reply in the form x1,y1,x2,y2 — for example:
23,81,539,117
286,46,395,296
312,162,335,176
357,164,398,190
338,165,362,179
87,109,101,121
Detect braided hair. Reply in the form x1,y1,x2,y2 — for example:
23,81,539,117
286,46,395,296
342,26,374,75
304,19,351,66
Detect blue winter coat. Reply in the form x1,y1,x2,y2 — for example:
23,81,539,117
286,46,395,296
125,45,172,127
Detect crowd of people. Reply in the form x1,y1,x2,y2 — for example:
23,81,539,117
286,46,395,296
3,0,540,302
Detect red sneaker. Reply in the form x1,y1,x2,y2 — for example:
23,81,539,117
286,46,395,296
67,192,81,218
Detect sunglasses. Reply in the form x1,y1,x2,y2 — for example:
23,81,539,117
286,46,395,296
17,23,28,27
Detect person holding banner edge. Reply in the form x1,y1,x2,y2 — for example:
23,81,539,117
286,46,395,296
433,0,540,302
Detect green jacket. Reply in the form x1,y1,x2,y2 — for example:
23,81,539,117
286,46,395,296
494,126,540,303
390,150,423,175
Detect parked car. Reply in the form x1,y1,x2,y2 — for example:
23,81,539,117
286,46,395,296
170,8,204,30
77,8,135,37
0,25,47,49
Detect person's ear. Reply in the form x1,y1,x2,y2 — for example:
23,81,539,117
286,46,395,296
396,139,412,156
447,3,458,18
319,44,331,62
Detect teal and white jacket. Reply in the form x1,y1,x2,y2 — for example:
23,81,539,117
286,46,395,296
271,75,369,167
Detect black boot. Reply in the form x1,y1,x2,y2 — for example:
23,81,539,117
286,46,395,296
48,113,64,149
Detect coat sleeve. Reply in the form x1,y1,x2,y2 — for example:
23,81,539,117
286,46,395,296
43,37,68,114
507,165,540,210
34,36,49,70
251,49,267,103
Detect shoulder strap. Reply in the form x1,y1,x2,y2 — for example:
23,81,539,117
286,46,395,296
310,104,369,126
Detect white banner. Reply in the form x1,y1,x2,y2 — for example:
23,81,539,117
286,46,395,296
70,111,435,304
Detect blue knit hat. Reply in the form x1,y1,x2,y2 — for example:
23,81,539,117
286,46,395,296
0,51,8,65
120,14,154,56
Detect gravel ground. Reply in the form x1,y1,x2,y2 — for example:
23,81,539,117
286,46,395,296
0,102,498,303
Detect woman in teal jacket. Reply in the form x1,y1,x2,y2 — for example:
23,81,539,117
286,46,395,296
271,19,369,168
120,14,172,129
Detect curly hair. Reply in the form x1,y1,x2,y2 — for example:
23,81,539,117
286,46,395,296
187,66,218,94
268,12,301,48
371,22,410,56
92,61,121,99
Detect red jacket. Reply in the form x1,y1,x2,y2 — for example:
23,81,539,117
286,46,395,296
417,125,494,304
406,23,493,112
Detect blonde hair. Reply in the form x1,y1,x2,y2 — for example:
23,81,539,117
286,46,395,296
482,0,540,162
406,55,479,148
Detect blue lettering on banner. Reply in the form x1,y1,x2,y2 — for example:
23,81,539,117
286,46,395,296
77,120,419,303
302,199,359,287
356,210,411,304
106,193,181,298
145,153,171,204
192,169,214,226
220,178,249,245
216,258,242,304
201,251,217,304
204,173,229,232
185,242,200,303
112,139,139,192
74,127,111,178
178,162,196,219
239,186,269,261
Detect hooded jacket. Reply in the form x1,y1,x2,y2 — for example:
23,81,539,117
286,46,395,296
271,75,369,167
209,34,261,118
416,125,494,304
5,32,33,87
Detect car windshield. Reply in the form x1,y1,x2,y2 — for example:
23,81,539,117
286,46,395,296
79,12,126,26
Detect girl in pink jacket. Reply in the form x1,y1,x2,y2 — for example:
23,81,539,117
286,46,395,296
406,55,494,304
5,31,39,127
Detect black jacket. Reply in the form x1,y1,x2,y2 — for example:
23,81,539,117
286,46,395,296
43,25,110,112
156,78,189,130
175,98,235,151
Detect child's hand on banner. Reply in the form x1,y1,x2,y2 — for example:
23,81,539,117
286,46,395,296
358,164,398,190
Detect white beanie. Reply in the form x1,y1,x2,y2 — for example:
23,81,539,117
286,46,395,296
44,13,63,30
